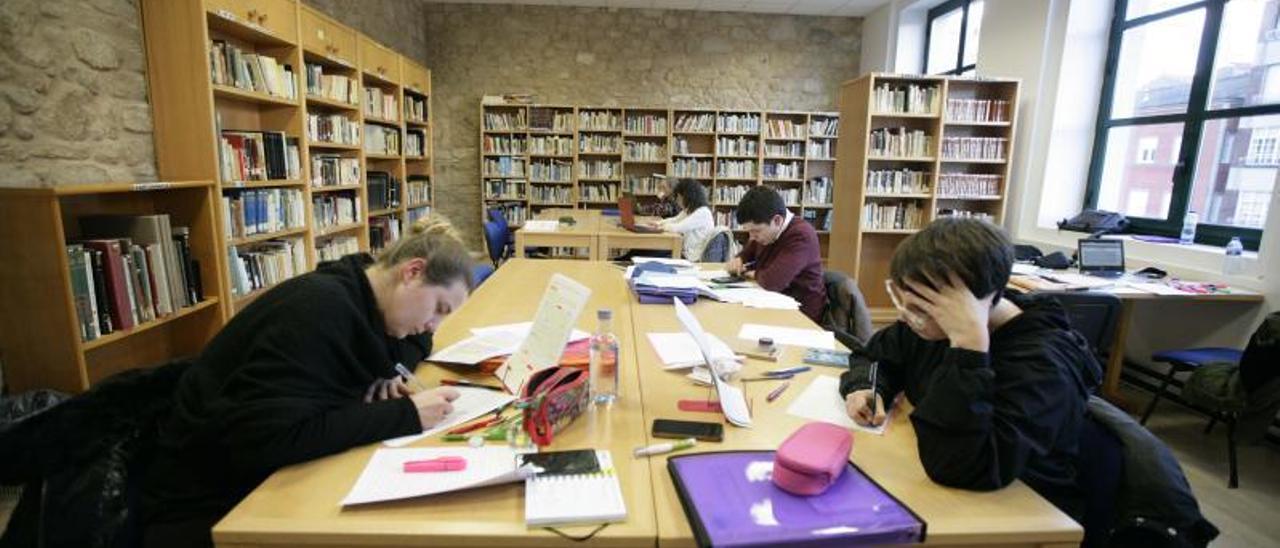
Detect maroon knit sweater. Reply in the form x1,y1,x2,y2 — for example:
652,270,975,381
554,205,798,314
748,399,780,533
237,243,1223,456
739,217,826,322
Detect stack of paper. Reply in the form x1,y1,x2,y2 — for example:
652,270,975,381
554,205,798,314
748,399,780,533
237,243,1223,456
382,386,516,447
427,322,590,365
522,220,559,232
647,332,738,369
715,287,800,310
737,324,835,350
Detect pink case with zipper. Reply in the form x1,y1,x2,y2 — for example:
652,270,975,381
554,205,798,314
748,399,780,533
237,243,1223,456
772,422,853,496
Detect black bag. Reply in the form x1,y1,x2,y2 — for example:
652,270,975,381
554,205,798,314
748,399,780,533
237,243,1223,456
1058,209,1130,235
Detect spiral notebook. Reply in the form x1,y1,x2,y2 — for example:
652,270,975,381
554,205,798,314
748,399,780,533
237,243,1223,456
523,449,627,527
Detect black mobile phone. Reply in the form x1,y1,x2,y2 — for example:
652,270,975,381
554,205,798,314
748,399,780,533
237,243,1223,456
710,275,745,284
652,419,724,442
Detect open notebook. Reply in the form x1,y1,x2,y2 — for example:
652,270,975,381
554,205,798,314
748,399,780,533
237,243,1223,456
523,449,627,527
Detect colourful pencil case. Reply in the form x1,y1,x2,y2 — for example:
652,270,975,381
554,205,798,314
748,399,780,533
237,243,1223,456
772,422,852,496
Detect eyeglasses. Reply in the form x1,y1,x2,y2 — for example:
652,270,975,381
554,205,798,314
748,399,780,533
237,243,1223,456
884,279,927,329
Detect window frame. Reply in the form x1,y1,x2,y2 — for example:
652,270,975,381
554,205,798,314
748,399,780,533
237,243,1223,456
1085,0,1268,250
924,0,979,76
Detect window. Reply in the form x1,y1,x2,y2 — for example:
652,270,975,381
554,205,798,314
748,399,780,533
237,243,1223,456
925,0,984,76
1087,0,1272,250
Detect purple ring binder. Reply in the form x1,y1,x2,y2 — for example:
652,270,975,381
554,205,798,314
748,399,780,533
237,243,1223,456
668,451,926,547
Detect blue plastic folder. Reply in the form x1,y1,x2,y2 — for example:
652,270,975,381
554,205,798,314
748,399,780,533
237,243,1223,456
668,451,925,547
629,262,699,304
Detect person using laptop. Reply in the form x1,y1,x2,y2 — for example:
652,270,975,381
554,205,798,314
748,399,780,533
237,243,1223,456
839,217,1101,523
647,178,714,260
726,186,825,322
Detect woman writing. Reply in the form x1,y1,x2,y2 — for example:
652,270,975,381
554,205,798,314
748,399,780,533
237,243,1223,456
648,178,715,260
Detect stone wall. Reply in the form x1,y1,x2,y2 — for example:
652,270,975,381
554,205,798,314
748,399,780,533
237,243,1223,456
422,4,862,246
0,0,156,186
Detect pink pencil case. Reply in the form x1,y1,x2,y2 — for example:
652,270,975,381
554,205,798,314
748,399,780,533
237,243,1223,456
772,422,852,496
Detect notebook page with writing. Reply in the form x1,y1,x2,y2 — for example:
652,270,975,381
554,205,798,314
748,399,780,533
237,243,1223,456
524,450,627,527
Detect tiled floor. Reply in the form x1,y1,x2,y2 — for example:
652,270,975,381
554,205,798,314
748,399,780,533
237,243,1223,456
0,388,1275,545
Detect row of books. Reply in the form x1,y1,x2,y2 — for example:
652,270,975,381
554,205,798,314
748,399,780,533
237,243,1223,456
673,158,713,178
407,176,431,205
763,161,802,180
946,99,1011,123
714,184,752,204
530,136,573,156
579,160,622,179
484,157,526,177
313,194,360,228
222,189,305,239
863,201,926,230
209,40,296,99
625,114,667,135
67,215,202,340
718,114,760,133
937,208,994,221
717,159,757,178
675,113,715,133
307,113,360,145
580,134,621,153
228,238,306,297
484,109,527,131
305,63,357,105
624,141,666,162
873,83,938,115
867,169,930,194
869,128,932,158
810,118,839,137
672,137,702,155
531,160,572,182
579,111,621,131
364,87,398,120
367,172,400,211
578,183,620,202
714,208,741,229
804,177,833,204
218,131,300,182
766,142,803,157
484,135,527,155
765,186,801,206
407,206,431,224
405,95,427,123
938,173,1001,197
807,139,833,159
365,124,401,155
718,136,758,156
531,186,572,204
802,208,833,231
941,137,1007,160
485,179,526,199
766,119,805,139
317,236,360,263
406,131,426,157
369,216,401,253
492,203,529,226
626,175,664,194
530,108,574,132
311,155,361,187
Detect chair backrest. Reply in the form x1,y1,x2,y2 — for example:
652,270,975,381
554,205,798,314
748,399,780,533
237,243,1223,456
487,208,509,233
1240,311,1280,394
1051,292,1122,363
482,221,506,266
822,270,874,345
696,227,734,263
1075,413,1124,547
471,263,495,287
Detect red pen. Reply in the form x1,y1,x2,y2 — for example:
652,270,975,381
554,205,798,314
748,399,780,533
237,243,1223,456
404,456,467,473
766,381,791,403
446,415,502,435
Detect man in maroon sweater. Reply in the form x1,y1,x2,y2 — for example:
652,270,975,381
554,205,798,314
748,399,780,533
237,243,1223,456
726,186,826,322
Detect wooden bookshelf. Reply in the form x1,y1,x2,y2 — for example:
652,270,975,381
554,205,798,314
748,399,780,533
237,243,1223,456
479,102,837,258
830,73,1019,313
0,182,223,393
141,0,433,319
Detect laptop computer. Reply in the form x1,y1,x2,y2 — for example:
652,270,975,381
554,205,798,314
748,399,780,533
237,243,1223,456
618,194,662,233
1077,238,1126,278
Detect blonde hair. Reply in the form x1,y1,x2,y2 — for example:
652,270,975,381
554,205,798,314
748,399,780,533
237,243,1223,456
376,216,474,289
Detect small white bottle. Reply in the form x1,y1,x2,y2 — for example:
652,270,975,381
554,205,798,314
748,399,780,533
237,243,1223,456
1180,211,1199,245
1223,237,1244,276
589,309,620,404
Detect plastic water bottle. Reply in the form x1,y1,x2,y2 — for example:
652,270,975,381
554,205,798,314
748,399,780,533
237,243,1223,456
1180,211,1198,245
1223,237,1244,276
589,309,619,404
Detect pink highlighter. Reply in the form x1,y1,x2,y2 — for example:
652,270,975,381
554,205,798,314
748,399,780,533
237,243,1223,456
403,456,467,473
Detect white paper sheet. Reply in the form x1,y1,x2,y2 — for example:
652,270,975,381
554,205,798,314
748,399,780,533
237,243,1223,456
496,274,592,393
646,332,738,369
382,386,516,447
737,324,835,350
673,298,752,427
342,446,533,505
716,288,801,310
522,220,559,232
695,269,731,281
1124,281,1189,296
785,375,887,435
469,322,590,344
427,331,519,364
1011,263,1040,276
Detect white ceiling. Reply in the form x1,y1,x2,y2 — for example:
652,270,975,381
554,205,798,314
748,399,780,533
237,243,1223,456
420,0,891,17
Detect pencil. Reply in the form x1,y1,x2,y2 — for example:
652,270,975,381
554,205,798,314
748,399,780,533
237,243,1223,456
766,381,790,402
440,378,506,391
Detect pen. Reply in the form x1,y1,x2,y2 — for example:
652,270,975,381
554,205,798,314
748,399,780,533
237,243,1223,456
766,381,790,402
868,361,879,418
633,438,697,457
395,363,428,392
443,429,509,442
447,415,502,435
440,378,507,391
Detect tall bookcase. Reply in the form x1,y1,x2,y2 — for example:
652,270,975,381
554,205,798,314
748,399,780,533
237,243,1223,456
479,102,838,258
830,73,1019,316
141,0,432,317
0,182,222,393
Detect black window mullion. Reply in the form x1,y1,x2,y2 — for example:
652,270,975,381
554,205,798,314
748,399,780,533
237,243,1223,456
956,0,970,75
924,0,969,76
1167,0,1225,239
1120,1,1212,31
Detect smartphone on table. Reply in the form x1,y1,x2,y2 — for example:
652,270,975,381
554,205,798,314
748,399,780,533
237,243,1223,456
652,419,724,442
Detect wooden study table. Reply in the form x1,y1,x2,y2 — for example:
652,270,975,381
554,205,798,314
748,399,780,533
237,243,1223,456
630,298,1084,548
212,261,656,547
596,217,683,259
216,260,1082,547
512,209,682,261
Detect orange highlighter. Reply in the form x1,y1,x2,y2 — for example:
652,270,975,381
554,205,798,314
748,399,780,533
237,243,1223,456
403,456,467,473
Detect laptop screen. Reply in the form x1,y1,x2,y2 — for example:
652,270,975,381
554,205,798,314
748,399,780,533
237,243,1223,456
1078,239,1125,271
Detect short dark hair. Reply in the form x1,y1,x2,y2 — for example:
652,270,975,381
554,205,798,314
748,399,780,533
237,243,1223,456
670,178,709,213
735,186,786,224
890,217,1013,305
